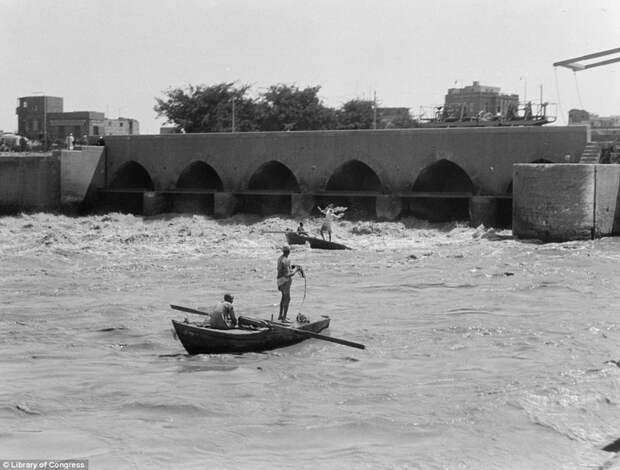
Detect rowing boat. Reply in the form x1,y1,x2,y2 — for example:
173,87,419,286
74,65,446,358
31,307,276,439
285,231,350,250
171,315,331,354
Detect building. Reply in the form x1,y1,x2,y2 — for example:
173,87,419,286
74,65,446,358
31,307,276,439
569,109,620,142
104,117,139,136
15,95,140,146
444,81,519,119
47,111,105,144
16,96,63,141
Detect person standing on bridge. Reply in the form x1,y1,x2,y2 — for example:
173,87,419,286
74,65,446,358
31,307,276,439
276,245,302,323
318,204,345,241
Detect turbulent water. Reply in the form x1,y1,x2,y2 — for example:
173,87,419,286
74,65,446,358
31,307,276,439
1,212,620,469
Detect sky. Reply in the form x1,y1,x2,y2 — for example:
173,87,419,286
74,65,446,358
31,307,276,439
1,0,619,134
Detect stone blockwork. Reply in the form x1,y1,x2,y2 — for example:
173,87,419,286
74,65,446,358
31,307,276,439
512,164,620,241
103,126,588,196
0,155,60,213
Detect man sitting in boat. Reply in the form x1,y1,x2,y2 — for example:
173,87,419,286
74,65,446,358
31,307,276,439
207,293,238,329
296,222,309,237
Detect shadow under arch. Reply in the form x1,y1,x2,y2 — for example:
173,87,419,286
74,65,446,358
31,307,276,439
320,159,383,218
325,160,382,191
110,161,154,189
104,161,154,214
245,160,300,215
173,161,224,215
406,159,475,222
531,158,553,164
248,160,300,191
177,161,224,190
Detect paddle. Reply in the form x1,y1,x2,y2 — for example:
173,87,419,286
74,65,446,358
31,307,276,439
171,305,365,350
265,320,365,350
170,304,211,317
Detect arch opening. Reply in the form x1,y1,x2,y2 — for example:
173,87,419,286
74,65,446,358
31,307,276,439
172,162,223,215
177,161,224,190
319,160,382,218
109,161,154,190
102,162,154,214
405,159,475,222
245,161,299,215
325,160,382,191
495,180,514,228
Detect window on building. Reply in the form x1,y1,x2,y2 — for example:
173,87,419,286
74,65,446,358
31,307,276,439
33,120,39,131
93,126,99,136
22,100,27,108
120,122,123,127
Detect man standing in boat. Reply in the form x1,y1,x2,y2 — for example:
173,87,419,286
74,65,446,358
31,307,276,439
318,204,345,241
277,245,301,323
207,293,238,329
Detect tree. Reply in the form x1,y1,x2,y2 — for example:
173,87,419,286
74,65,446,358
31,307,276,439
256,84,336,131
154,82,258,133
336,99,375,130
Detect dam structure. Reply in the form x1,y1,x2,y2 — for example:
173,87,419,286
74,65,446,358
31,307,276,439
96,126,586,225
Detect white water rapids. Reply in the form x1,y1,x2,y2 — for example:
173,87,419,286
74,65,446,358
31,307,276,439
1,212,620,469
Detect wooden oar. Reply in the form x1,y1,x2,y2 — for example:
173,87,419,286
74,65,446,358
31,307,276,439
265,320,365,350
170,304,211,316
171,305,365,350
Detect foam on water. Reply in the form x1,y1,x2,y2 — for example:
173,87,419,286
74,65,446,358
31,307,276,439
1,212,620,469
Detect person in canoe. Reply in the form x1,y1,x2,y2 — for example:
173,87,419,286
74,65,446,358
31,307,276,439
296,221,309,237
276,245,302,323
206,293,238,329
318,204,345,241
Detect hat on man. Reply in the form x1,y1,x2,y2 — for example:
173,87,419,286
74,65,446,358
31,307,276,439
224,293,234,302
282,244,290,253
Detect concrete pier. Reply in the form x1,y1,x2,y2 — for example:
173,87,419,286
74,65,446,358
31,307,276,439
375,195,402,220
143,192,169,216
513,164,620,241
469,196,498,228
291,194,315,218
213,192,240,218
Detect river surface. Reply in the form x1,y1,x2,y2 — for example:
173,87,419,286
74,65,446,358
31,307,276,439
1,212,620,470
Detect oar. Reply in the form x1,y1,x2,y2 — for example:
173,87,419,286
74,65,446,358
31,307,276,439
170,304,211,316
260,230,289,234
171,305,365,350
265,320,365,350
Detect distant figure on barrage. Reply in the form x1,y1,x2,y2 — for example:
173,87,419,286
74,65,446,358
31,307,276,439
318,204,346,241
66,133,74,150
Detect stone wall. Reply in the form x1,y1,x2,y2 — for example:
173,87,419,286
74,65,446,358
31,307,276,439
0,155,60,213
513,164,620,241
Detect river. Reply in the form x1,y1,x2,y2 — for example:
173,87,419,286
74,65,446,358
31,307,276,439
1,212,620,469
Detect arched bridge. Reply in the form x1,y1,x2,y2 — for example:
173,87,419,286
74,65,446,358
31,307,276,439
100,126,586,223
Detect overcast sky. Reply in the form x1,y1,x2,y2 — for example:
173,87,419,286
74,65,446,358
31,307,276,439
1,0,619,134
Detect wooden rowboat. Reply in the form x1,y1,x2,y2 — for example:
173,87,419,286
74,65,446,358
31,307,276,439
172,315,331,354
285,231,350,250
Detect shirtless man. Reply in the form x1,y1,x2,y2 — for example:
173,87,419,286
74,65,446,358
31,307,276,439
318,204,345,241
207,293,237,329
276,245,301,322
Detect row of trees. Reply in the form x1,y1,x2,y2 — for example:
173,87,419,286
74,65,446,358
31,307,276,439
154,83,417,133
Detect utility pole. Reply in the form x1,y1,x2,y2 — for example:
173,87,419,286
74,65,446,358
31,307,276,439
231,97,236,133
43,96,47,151
373,91,377,129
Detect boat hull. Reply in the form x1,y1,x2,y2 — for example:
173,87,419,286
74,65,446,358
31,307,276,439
172,316,330,354
285,232,349,250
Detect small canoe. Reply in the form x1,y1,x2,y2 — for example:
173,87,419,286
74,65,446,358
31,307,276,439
285,231,350,250
172,315,330,354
